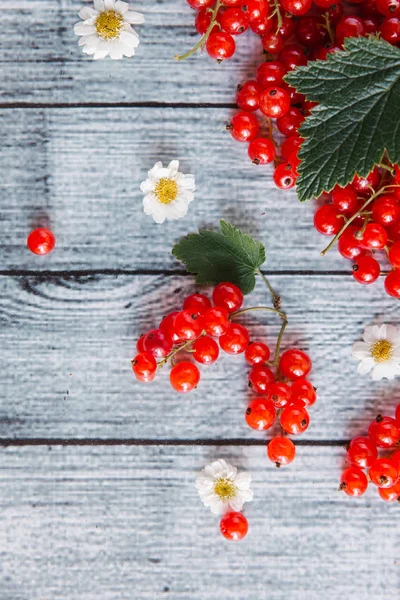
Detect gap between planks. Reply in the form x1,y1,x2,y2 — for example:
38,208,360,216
0,438,347,447
0,102,236,109
0,269,353,277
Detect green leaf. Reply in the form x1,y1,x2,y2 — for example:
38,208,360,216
285,37,400,202
172,220,266,294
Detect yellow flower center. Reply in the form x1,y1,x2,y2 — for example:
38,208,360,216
371,339,393,363
95,10,123,40
213,477,237,500
154,178,178,205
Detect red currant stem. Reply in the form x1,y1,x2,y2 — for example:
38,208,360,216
256,269,281,309
157,333,205,369
379,162,396,175
356,215,369,238
175,0,222,61
322,12,335,44
268,0,283,33
320,184,397,256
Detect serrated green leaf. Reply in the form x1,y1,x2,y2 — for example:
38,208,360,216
285,37,400,202
172,220,266,294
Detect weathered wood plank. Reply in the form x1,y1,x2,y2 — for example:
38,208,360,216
1,0,263,104
0,445,398,600
1,107,350,272
0,273,397,440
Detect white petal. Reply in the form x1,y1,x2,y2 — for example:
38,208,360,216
362,325,376,344
209,497,226,515
372,325,383,339
168,160,180,177
74,22,96,35
104,0,116,9
109,41,124,59
385,325,400,343
93,50,109,59
229,496,245,512
121,43,136,57
120,29,140,47
357,358,375,375
178,173,196,191
79,7,98,20
235,472,252,488
372,363,398,381
94,0,105,10
115,0,130,13
140,178,154,195
238,488,254,502
124,10,145,24
352,341,370,360
147,162,164,181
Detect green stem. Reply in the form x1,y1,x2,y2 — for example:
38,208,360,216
157,334,205,369
322,12,335,44
175,0,222,61
256,269,281,309
268,0,283,33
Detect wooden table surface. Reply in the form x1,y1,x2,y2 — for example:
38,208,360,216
1,1,399,598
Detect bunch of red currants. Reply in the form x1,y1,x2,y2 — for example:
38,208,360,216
340,404,400,502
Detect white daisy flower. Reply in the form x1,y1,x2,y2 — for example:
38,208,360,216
140,160,195,224
352,324,400,381
74,0,144,60
195,459,253,515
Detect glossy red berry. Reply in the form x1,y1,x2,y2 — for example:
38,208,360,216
219,323,249,354
268,381,292,408
378,481,400,502
249,15,273,34
279,348,312,380
281,135,302,161
228,111,259,142
245,341,271,365
256,61,286,88
281,0,312,16
278,44,307,71
206,31,236,60
248,137,275,165
131,352,157,383
220,7,249,34
385,270,400,297
174,310,204,341
183,293,212,316
273,163,296,190
248,364,275,393
340,466,368,497
338,226,365,260
220,511,248,541
213,282,244,313
278,14,296,38
236,80,261,112
245,397,276,430
136,335,146,354
186,0,214,8
27,228,56,255
203,306,230,337
170,361,200,393
276,107,304,137
195,8,219,34
352,168,380,194
352,256,380,285
280,405,310,434
380,17,400,43
261,32,283,53
336,16,365,45
369,458,399,488
372,195,400,226
369,415,400,448
331,185,359,215
389,240,400,269
192,336,219,364
358,223,388,250
143,329,173,358
296,16,327,46
259,86,290,118
290,378,317,407
347,436,378,468
376,0,400,17
242,0,269,21
314,204,344,235
160,311,181,344
267,436,296,467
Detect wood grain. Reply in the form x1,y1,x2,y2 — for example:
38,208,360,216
1,106,351,272
0,445,398,600
1,273,398,440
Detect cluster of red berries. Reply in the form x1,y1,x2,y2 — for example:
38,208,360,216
27,228,56,255
245,344,316,467
314,167,400,298
340,404,400,502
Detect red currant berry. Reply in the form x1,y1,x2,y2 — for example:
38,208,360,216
236,80,261,112
352,168,380,194
369,458,399,488
248,137,275,165
385,270,400,297
192,335,219,364
281,135,303,161
170,361,200,393
269,382,292,408
143,329,173,358
336,16,365,46
261,32,283,53
213,282,244,313
392,448,400,470
195,8,219,34
186,0,214,8
206,31,236,60
388,239,400,271
131,352,157,383
369,415,400,448
372,194,400,227
381,17,400,42
376,0,400,17
314,43,341,60
256,61,287,88
160,311,181,344
174,310,204,341
219,323,249,354
227,111,259,142
358,222,388,250
259,86,290,118
314,204,344,235
378,481,400,502
136,335,146,354
248,364,275,393
281,0,312,16
203,306,230,337
183,293,211,316
27,228,56,255
339,466,368,497
280,405,310,434
267,436,296,467
245,341,271,365
296,16,327,46
347,436,378,469
242,0,268,21
290,378,317,407
220,511,248,541
249,15,273,34
273,162,296,190
220,7,249,34
332,184,358,215
363,16,380,33
279,348,312,380
278,44,307,71
338,226,366,260
222,0,242,6
276,107,304,137
352,255,380,285
245,397,276,430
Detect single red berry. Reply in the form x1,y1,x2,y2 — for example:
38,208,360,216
170,361,200,393
27,228,56,255
281,0,312,16
227,111,259,142
267,436,296,467
314,204,344,235
385,270,400,298
369,415,400,448
136,335,146,355
213,282,244,313
358,223,388,250
296,16,327,46
192,336,219,364
347,436,378,469
369,457,399,488
186,0,214,8
160,311,181,344
261,32,283,53
352,168,380,194
314,42,341,60
314,0,339,8
249,15,274,34
241,0,269,21
276,107,304,137
332,184,359,215
195,8,219,34
280,405,310,434
203,306,230,337
279,348,312,380
376,0,400,17
220,7,249,34
131,352,157,383
206,31,236,60
378,481,400,502
245,341,271,365
372,194,400,226
248,137,275,165
278,44,307,71
363,16,380,33
281,135,303,161
392,448,400,470
278,14,296,38
320,1,344,24
259,86,290,118
248,364,275,393
256,61,287,88
268,381,292,408
273,163,296,190
174,310,204,341
290,378,316,407
143,329,173,358
219,323,249,354
236,80,262,112
381,17,400,42
389,240,400,269
220,511,248,541
336,16,365,45
338,226,366,260
245,397,276,430
352,256,380,285
222,0,243,6
339,466,368,497
183,293,211,316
